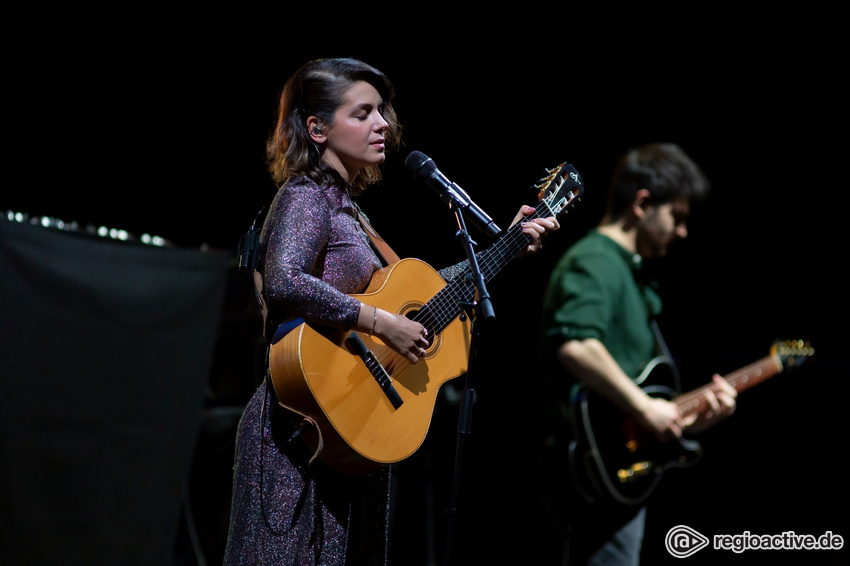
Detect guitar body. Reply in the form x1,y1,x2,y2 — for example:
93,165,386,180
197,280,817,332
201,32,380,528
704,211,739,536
566,341,812,505
568,357,702,506
270,258,472,474
269,161,586,474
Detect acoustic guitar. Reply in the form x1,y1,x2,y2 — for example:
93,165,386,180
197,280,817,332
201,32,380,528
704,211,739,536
567,340,814,505
270,162,584,473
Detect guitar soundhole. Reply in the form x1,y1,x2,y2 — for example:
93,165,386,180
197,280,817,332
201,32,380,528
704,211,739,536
403,306,436,352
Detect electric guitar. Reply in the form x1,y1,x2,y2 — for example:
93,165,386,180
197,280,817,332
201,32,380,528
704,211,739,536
568,340,814,505
270,162,585,474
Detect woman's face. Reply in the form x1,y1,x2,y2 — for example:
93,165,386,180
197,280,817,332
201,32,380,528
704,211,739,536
320,81,389,182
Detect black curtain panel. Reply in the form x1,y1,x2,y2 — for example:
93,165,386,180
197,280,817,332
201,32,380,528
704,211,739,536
0,218,230,566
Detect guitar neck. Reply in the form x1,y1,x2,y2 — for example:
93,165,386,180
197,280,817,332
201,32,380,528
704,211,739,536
410,161,583,337
675,353,782,417
413,201,550,335
477,203,552,281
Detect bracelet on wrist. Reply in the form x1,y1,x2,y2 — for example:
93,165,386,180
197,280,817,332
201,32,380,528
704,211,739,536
367,305,377,338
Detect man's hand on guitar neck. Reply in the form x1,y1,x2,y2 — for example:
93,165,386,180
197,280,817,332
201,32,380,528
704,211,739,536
634,374,737,440
682,374,737,434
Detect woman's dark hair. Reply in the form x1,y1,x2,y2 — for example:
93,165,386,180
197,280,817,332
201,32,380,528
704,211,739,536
606,142,710,218
266,57,402,194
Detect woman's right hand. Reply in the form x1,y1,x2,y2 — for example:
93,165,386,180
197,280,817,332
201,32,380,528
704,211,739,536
369,307,429,364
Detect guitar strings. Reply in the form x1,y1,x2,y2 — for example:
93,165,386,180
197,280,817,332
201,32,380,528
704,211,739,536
370,170,578,382
372,201,546,376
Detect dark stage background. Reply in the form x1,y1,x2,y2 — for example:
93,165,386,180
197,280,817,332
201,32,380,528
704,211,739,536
4,14,848,566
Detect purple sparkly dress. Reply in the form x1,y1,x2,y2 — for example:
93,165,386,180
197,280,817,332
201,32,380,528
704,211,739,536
223,177,464,566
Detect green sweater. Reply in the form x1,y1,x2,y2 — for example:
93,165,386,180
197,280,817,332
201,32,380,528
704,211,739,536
540,229,661,387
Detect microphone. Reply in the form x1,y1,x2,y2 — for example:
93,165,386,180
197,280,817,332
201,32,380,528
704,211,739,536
405,151,502,238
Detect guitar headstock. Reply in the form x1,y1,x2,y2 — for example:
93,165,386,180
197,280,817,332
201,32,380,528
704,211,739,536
534,162,585,219
773,339,814,371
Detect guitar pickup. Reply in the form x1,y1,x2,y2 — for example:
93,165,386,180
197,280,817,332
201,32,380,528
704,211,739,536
345,332,404,410
616,461,652,483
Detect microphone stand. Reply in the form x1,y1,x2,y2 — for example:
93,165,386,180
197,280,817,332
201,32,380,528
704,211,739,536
442,191,496,566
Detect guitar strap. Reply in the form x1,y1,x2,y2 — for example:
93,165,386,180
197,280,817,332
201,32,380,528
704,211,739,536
356,210,401,266
650,319,672,359
651,318,681,394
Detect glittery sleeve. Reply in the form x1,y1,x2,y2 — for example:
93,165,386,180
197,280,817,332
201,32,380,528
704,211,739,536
259,178,380,332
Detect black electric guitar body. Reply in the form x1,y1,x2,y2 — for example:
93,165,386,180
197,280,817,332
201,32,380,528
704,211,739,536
567,341,813,505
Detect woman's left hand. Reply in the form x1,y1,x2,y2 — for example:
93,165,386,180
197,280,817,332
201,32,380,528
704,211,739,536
512,205,560,256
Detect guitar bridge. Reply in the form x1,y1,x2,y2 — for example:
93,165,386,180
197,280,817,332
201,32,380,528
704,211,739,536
345,332,404,409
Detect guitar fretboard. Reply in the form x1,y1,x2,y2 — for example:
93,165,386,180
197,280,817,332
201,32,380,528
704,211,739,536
412,192,561,335
674,341,812,417
675,355,780,416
